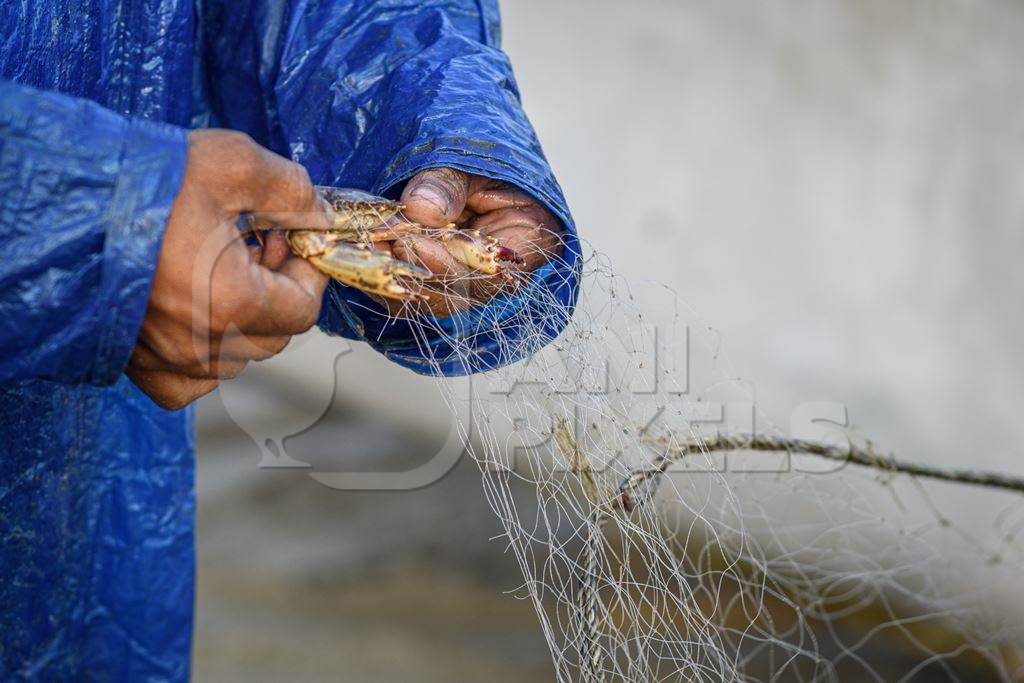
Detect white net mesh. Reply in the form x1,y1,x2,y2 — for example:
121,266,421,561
325,207,1024,681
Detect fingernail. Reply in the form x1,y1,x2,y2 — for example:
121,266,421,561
411,182,450,216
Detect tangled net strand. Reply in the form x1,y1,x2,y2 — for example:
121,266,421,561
378,235,1024,682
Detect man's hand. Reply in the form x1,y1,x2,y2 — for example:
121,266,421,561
379,168,564,317
127,130,330,410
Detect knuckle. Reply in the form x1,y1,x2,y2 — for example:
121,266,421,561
161,395,191,411
210,289,248,331
153,393,182,410
268,336,292,356
217,360,247,379
297,300,322,332
194,380,219,401
151,334,194,369
164,345,192,369
151,382,191,411
286,159,313,190
224,132,261,182
165,380,217,410
190,130,262,207
222,129,257,153
279,161,315,209
208,301,233,332
187,128,220,153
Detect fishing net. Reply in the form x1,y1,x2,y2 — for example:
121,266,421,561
311,197,1024,681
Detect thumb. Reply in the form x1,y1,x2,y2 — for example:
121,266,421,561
246,256,329,336
401,167,471,227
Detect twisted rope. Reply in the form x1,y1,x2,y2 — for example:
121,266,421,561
565,429,1024,681
643,433,1024,497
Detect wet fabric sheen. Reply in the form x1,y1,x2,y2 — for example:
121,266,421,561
0,1,577,679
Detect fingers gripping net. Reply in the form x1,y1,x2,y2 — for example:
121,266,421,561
376,237,1024,682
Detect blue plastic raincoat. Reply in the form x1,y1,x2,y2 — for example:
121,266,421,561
0,1,579,678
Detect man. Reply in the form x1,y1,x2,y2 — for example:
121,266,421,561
0,1,579,679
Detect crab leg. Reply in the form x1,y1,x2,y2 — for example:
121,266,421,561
316,187,425,244
308,247,431,301
287,230,432,301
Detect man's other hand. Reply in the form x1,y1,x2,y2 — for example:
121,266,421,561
381,168,564,317
127,130,330,410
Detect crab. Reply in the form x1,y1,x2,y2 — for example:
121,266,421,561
253,187,523,301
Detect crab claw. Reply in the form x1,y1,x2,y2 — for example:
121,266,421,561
438,229,524,276
288,230,433,301
316,246,432,301
494,244,526,266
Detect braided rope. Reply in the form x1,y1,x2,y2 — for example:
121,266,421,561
569,430,1024,681
646,433,1024,496
580,514,605,683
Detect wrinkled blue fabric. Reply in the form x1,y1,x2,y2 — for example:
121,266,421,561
0,1,579,680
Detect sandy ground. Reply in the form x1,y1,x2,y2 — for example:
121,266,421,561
194,1,1024,680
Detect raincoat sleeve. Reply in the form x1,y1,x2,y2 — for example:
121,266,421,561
0,80,187,385
274,0,581,376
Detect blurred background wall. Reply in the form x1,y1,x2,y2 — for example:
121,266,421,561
192,1,1024,680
